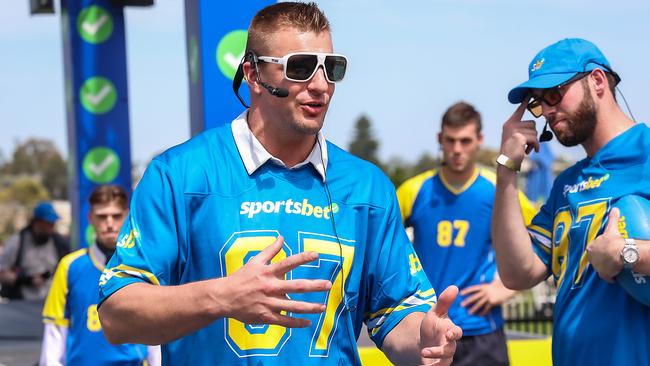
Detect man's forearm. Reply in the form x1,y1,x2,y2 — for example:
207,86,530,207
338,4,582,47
492,166,547,290
99,279,229,345
381,312,425,366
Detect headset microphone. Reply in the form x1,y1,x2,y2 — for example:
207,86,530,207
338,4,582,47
540,121,553,142
260,81,289,98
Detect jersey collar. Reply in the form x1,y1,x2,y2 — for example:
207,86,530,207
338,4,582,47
439,166,479,195
88,244,106,271
231,111,328,181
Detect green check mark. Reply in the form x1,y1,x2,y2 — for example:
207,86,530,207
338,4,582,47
77,6,113,44
189,35,199,85
85,225,96,247
216,30,248,80
83,147,120,183
80,77,117,114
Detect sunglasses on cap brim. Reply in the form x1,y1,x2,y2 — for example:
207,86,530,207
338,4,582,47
257,52,348,83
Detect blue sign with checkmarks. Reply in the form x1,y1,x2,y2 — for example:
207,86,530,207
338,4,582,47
61,0,132,248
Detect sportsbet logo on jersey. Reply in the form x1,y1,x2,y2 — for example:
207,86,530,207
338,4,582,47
116,229,139,249
240,198,339,220
562,174,609,197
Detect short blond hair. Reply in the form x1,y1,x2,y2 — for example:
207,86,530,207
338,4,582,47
247,2,330,54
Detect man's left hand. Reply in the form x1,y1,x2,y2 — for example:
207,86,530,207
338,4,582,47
460,279,516,316
587,208,624,283
419,286,463,366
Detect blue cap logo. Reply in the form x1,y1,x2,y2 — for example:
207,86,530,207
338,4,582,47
530,58,545,73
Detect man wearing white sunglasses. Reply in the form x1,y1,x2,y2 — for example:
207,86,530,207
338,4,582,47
98,2,461,365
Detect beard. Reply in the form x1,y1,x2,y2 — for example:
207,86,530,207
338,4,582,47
32,233,51,246
548,81,597,147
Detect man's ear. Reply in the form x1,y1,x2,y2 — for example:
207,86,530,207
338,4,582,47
243,60,262,94
591,68,608,98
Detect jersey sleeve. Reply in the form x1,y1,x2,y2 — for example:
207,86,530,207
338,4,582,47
527,200,553,271
98,159,187,307
39,323,68,366
396,170,434,227
364,189,436,348
518,190,538,226
42,250,86,327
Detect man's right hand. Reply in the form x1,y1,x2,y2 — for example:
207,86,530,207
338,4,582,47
217,236,332,328
500,100,539,166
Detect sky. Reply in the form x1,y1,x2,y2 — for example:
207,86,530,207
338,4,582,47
1,0,650,168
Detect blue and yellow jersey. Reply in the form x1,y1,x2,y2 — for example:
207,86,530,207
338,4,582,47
98,123,435,365
43,247,149,365
528,124,650,366
397,167,536,336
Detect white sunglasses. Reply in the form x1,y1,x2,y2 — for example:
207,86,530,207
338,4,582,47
257,52,348,83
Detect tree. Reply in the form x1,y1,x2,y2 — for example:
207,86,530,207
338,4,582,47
476,147,499,168
0,177,50,207
2,138,68,199
383,157,412,187
348,115,382,168
412,152,439,176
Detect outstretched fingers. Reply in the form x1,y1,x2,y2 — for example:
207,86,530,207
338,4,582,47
264,313,313,328
270,297,326,314
271,250,320,276
280,278,332,293
251,236,286,265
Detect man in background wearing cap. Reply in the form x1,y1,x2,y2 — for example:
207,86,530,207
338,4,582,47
0,202,70,300
39,186,160,366
492,38,650,365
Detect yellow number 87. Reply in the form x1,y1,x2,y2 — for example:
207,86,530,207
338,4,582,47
219,230,354,357
437,220,470,247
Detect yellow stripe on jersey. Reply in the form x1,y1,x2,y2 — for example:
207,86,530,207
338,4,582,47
42,248,88,327
396,169,437,224
478,167,538,225
528,224,551,238
528,225,552,254
365,289,436,336
101,264,160,286
519,191,537,226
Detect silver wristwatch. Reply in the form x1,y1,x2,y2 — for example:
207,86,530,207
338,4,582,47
621,238,639,269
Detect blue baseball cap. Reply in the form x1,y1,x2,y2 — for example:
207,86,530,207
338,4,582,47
508,38,617,104
33,202,60,223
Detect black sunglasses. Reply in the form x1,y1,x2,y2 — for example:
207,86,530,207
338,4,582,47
527,72,589,118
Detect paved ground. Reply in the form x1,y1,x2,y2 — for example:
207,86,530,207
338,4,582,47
0,300,43,366
0,300,545,366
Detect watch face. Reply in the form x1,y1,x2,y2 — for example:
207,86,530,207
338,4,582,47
624,247,640,263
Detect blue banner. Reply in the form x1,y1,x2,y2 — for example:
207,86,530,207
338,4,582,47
185,0,275,134
526,143,554,206
61,0,132,247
